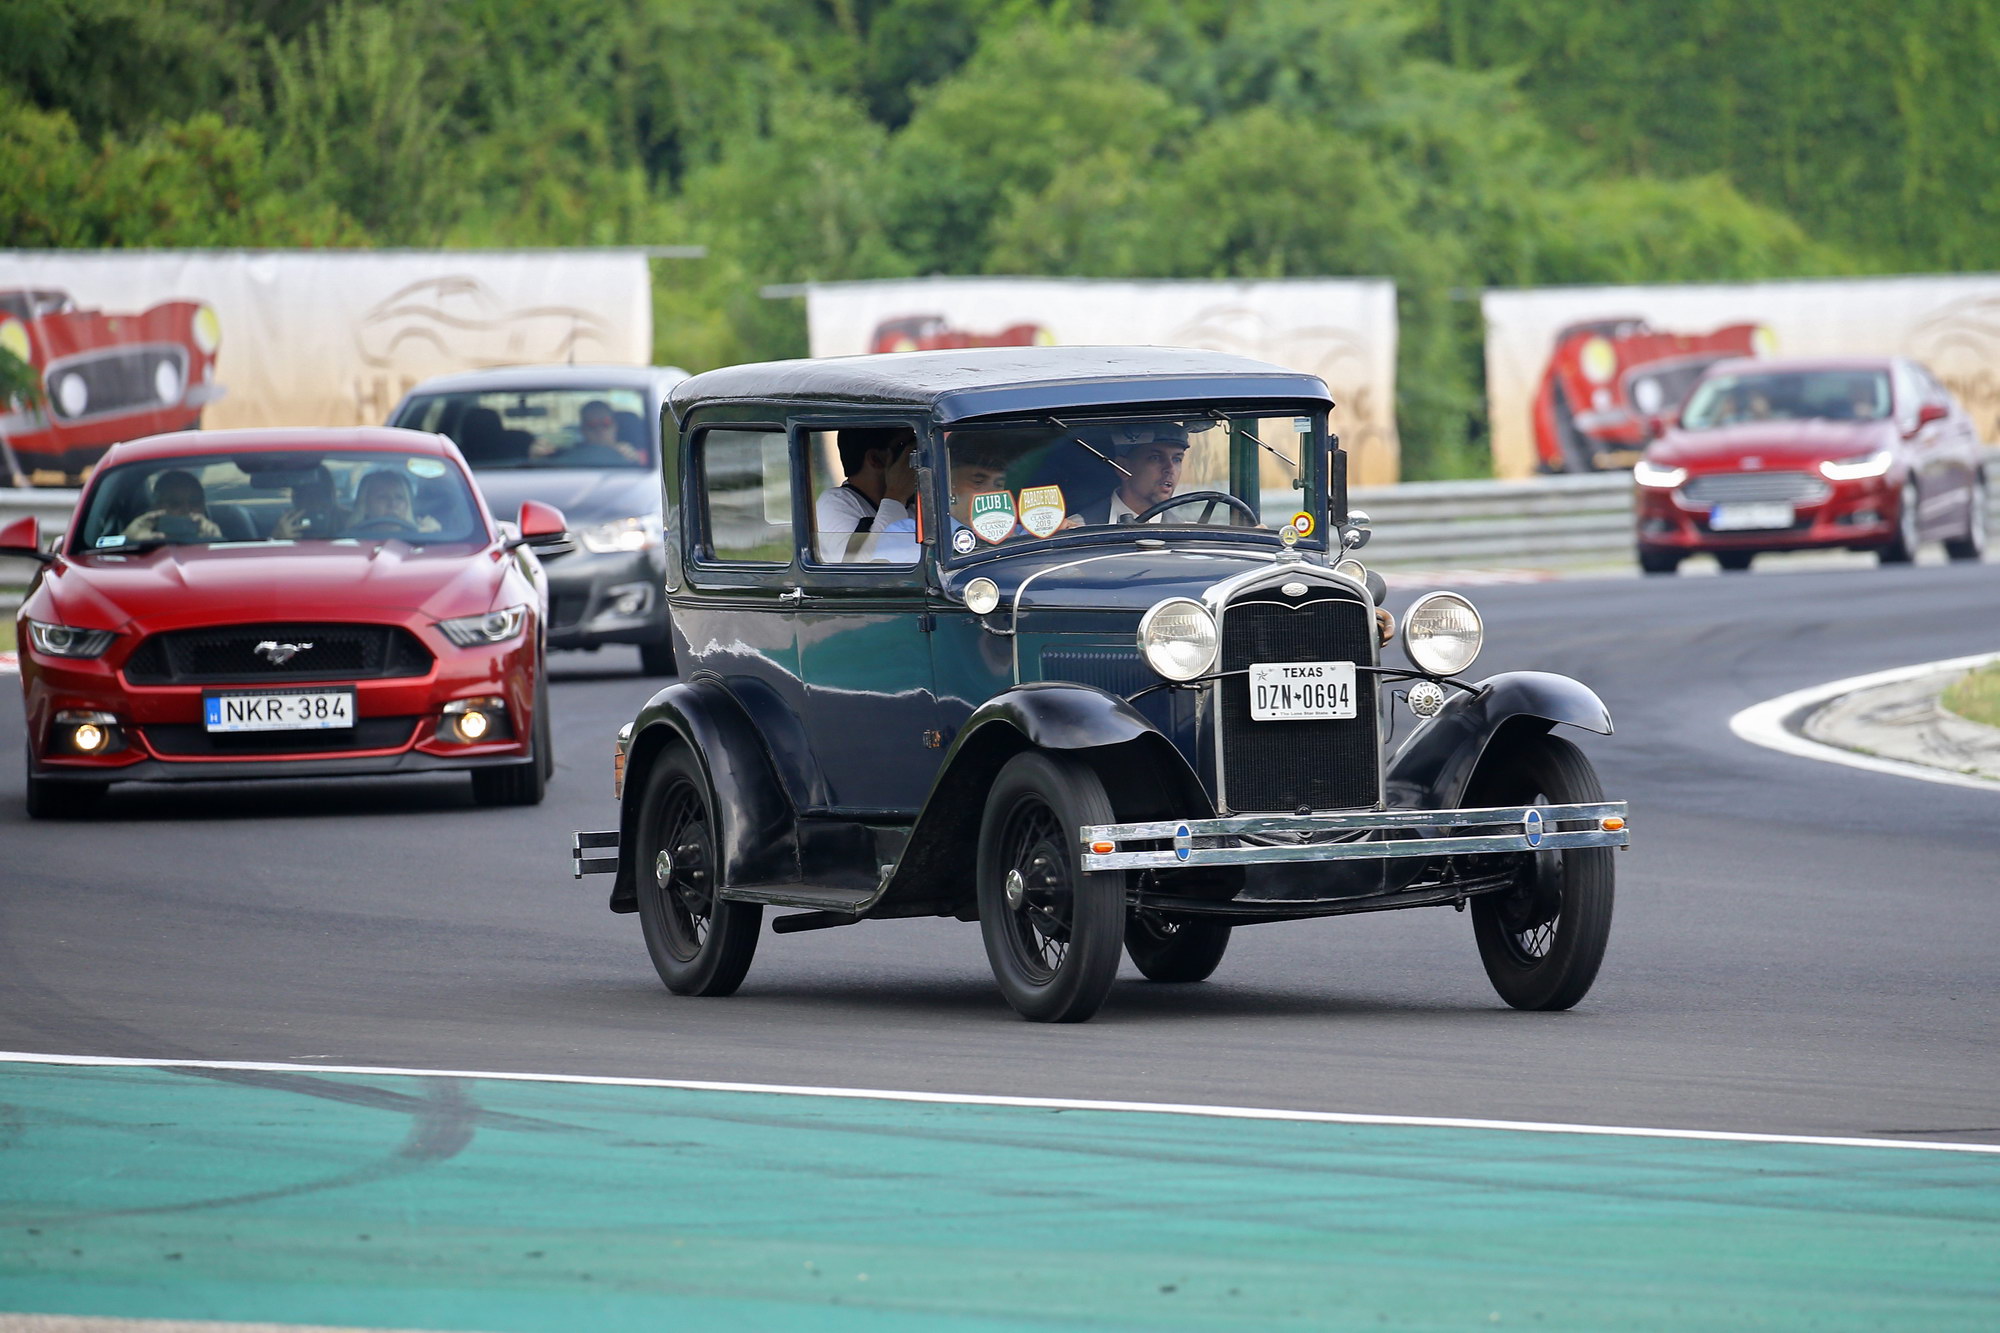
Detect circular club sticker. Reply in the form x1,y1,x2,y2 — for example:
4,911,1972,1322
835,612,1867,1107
1290,511,1314,538
951,527,977,554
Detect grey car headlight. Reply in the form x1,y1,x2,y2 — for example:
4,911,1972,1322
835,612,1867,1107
1138,597,1218,682
1401,591,1483,677
578,515,660,554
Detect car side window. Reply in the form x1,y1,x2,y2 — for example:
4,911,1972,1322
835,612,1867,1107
697,428,794,564
805,427,921,566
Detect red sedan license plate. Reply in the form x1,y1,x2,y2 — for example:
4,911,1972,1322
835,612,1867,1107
203,688,356,733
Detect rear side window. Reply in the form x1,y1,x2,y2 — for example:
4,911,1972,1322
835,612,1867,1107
698,428,794,563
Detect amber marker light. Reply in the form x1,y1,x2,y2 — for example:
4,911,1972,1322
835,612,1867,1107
1090,840,1115,855
1601,816,1626,832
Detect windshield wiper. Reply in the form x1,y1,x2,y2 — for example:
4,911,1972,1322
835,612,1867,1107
1046,415,1133,479
1207,411,1297,470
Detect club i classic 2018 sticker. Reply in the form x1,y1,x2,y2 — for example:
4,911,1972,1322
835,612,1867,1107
969,491,1018,545
1017,485,1066,539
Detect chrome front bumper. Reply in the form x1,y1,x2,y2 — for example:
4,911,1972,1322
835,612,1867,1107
1079,802,1629,872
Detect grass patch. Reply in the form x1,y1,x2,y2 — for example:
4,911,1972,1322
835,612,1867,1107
0,617,13,653
1941,662,2000,728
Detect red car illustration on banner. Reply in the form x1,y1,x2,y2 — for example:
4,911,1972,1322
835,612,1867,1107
0,288,225,484
870,314,1052,355
1533,317,1769,472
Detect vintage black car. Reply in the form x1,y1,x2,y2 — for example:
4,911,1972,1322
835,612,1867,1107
573,347,1628,1022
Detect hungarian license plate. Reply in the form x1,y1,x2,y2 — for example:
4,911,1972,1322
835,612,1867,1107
1709,501,1794,531
1249,661,1357,721
203,688,355,733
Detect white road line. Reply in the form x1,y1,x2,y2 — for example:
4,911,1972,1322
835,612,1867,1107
5,1050,1997,1156
1729,651,2000,792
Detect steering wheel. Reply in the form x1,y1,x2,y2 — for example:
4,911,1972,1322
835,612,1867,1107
1132,490,1260,527
345,515,426,539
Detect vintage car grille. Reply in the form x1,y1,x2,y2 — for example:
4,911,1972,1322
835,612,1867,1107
1678,471,1830,506
1219,586,1379,813
142,716,420,756
1039,648,1155,697
44,345,189,421
123,624,433,685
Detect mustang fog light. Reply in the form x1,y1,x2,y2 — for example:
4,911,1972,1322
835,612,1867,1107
54,709,123,755
1137,597,1218,682
439,696,511,744
1402,591,1483,677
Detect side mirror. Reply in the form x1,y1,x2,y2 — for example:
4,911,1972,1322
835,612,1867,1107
1915,402,1948,429
1340,508,1372,551
0,514,52,564
1644,413,1675,439
511,500,574,555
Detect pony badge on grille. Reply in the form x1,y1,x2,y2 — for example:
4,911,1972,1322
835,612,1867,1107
254,640,313,665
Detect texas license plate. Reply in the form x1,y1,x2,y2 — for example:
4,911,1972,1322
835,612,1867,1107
203,688,355,732
1709,501,1794,531
1249,661,1357,721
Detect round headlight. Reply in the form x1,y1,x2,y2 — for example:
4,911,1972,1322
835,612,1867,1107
963,577,1000,615
1138,597,1218,682
1402,591,1483,677
55,372,88,419
153,358,182,406
192,305,222,355
0,318,29,362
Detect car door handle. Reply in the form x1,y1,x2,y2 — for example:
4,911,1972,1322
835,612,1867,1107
778,587,808,604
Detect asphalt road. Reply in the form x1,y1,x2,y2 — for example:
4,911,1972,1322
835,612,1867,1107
3,557,1997,1144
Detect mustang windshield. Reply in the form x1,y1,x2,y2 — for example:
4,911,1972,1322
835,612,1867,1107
922,412,1320,556
395,387,652,469
72,451,486,552
1680,370,1891,430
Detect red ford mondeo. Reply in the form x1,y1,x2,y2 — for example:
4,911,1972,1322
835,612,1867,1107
1633,356,1988,573
3,427,568,817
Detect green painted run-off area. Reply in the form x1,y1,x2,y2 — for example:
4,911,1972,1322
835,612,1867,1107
2,1061,1997,1331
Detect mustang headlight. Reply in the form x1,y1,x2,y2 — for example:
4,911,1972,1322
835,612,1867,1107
578,515,660,554
1138,597,1218,682
1820,449,1894,481
1632,459,1687,489
27,619,116,658
1402,592,1483,677
437,604,527,647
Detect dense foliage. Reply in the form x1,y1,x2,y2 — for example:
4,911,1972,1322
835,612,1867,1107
5,0,1987,476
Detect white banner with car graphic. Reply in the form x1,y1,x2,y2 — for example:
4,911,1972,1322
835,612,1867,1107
804,277,1402,485
0,249,652,483
1483,274,2000,478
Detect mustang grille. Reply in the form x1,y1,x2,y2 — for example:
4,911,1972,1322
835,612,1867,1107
1678,471,1829,506
1219,586,1379,812
123,624,433,685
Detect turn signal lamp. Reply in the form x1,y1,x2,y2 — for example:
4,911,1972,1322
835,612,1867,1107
1090,840,1115,855
1601,816,1626,832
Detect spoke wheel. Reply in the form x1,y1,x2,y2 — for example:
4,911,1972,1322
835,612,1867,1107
1125,910,1232,983
635,746,760,996
977,752,1123,1022
1466,734,1615,1011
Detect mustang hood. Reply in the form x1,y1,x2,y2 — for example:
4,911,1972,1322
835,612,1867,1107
46,541,505,633
470,468,658,527
1650,419,1895,469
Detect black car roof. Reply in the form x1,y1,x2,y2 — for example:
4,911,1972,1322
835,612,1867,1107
401,363,688,396
668,346,1333,425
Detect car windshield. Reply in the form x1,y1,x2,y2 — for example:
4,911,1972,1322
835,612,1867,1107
395,387,652,469
72,450,487,553
884,411,1321,559
1680,369,1891,430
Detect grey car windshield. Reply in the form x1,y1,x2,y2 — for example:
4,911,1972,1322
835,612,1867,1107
1680,370,1891,430
396,387,652,469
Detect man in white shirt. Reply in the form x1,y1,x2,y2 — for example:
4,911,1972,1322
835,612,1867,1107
815,427,918,560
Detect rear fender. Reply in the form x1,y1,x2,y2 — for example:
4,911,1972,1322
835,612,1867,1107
876,682,1210,918
608,679,797,913
1384,670,1612,811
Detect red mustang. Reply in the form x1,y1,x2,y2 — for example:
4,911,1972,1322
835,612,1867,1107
2,427,568,817
1534,317,1767,472
0,288,225,484
1633,357,1988,574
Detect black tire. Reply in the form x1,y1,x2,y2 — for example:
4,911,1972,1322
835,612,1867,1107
1465,734,1614,1011
1714,550,1754,572
1878,482,1919,564
1637,546,1681,576
469,683,547,806
638,635,677,677
24,755,105,820
1125,911,1232,983
1943,480,1987,563
635,745,761,996
976,751,1124,1022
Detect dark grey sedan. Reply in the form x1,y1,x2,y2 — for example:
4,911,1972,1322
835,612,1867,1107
390,364,686,674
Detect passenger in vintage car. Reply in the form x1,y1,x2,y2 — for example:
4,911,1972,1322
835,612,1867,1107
572,346,1630,1023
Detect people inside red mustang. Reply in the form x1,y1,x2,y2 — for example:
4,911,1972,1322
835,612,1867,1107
122,469,223,542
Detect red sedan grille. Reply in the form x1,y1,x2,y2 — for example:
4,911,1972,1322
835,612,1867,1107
124,624,433,685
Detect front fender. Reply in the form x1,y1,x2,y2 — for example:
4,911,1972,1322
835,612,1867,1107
608,678,797,912
1384,670,1612,811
